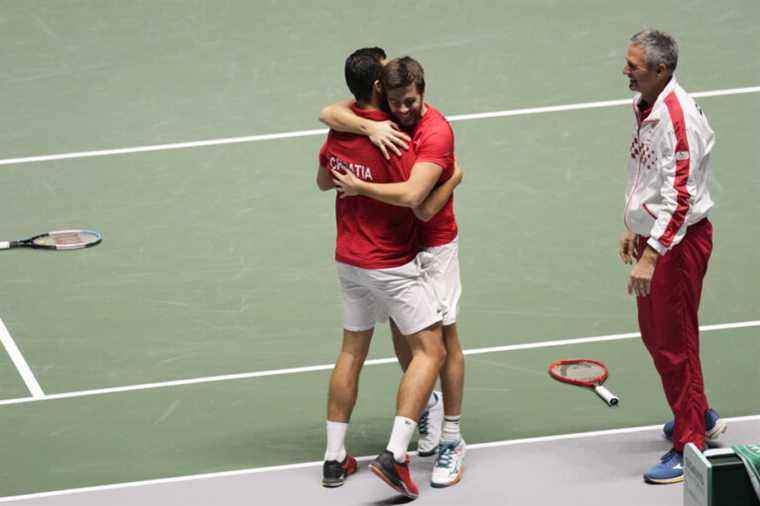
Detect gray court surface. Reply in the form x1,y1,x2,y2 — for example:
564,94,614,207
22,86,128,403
8,416,759,506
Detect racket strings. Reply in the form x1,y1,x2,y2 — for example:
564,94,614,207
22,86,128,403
51,232,86,245
550,362,606,383
32,230,101,249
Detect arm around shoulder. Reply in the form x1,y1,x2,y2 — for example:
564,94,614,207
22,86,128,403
318,100,369,135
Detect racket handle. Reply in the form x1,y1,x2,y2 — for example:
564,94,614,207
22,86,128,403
594,385,619,407
0,241,9,250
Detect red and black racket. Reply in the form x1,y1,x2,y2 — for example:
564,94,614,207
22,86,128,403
548,358,619,407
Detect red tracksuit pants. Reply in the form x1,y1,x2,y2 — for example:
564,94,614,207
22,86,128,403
636,218,713,452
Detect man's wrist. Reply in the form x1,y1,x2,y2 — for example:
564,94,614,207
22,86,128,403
355,179,369,196
641,244,661,264
359,119,375,136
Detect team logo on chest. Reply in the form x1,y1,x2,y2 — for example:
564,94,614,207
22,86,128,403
630,136,656,170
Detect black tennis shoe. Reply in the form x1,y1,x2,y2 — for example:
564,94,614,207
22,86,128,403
368,450,419,499
321,454,357,488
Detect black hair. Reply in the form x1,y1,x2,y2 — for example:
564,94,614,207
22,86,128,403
344,47,387,103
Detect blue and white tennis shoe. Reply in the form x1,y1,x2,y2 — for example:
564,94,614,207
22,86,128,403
662,408,727,442
643,448,685,484
431,438,466,487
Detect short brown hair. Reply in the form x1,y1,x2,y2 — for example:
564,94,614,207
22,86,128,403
381,56,425,94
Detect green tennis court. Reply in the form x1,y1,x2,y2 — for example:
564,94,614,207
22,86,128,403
1,1,758,503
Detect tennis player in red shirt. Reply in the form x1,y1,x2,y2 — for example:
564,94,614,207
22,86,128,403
326,56,466,489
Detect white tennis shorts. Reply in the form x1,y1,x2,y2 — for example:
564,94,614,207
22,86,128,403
336,258,441,336
418,236,461,326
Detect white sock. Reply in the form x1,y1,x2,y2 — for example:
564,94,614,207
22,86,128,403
442,415,461,442
324,420,348,462
387,416,417,463
426,391,441,410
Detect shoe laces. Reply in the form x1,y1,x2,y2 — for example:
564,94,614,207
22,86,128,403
435,442,456,468
660,448,678,463
418,410,430,435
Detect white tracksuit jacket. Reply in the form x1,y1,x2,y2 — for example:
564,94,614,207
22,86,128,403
624,76,715,255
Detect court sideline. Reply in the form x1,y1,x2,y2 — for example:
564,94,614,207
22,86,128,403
3,417,759,505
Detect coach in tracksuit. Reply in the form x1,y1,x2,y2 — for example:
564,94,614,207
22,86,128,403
619,29,726,484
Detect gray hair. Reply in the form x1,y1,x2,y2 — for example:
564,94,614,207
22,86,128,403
630,29,679,73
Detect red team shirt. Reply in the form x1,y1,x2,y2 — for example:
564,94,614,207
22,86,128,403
412,104,459,247
319,104,419,269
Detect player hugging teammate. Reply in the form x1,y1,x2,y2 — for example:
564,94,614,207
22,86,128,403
316,48,466,498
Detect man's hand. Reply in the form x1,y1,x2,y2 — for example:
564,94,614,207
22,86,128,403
331,169,363,197
618,230,638,264
367,120,411,160
627,246,659,297
452,159,464,186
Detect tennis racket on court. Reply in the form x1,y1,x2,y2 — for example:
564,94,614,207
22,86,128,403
0,229,102,251
548,358,619,407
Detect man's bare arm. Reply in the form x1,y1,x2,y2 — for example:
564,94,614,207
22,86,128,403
318,100,368,134
318,100,410,159
413,160,463,222
316,164,334,191
332,162,442,208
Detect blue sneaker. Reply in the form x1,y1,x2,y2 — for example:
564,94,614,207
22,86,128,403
662,408,727,442
643,449,684,484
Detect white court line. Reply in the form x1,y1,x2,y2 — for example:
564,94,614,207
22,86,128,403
446,85,760,122
0,320,756,407
0,318,44,398
0,85,757,167
1,413,758,503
